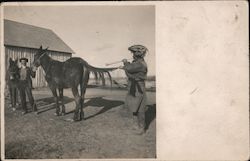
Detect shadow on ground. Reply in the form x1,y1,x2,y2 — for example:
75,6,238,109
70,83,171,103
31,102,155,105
84,97,124,120
145,104,156,131
36,96,74,114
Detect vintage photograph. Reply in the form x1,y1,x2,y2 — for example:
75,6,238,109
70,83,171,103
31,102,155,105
3,4,156,159
2,1,248,161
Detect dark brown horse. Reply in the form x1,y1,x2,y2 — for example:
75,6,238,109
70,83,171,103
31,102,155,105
32,46,117,121
6,58,20,110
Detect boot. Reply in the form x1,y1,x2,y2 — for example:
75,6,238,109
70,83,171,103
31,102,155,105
131,122,140,131
132,124,145,135
131,115,146,135
133,127,145,135
21,104,28,115
131,117,145,135
137,123,146,135
131,116,139,130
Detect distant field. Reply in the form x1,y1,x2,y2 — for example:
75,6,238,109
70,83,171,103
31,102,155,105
88,77,156,92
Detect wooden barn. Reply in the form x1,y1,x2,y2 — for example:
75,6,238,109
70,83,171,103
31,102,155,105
4,19,74,88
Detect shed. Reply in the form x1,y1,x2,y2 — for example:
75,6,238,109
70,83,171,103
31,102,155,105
4,19,74,87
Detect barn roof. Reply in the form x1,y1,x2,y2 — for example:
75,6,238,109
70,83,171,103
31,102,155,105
4,19,74,54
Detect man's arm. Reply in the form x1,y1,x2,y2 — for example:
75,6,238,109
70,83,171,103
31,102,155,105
123,62,146,73
31,71,36,78
28,67,36,78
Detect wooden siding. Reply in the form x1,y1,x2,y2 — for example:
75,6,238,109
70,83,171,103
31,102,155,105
5,46,72,88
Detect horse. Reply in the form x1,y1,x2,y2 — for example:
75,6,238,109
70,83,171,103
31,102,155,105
6,58,20,110
32,46,117,121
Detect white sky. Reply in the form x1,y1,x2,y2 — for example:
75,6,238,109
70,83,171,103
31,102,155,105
4,5,155,76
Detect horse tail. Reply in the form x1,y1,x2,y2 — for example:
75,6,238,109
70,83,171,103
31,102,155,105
86,65,117,88
80,59,118,88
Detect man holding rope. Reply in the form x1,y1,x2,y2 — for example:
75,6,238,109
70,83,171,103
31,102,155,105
119,45,148,135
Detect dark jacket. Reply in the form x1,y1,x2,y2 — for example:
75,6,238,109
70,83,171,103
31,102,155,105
123,58,148,81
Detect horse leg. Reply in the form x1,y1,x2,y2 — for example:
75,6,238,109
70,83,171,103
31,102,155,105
12,88,17,110
59,88,65,116
16,88,21,108
50,87,60,116
8,86,15,108
80,85,86,120
80,70,90,120
72,87,82,121
15,88,19,108
9,86,13,108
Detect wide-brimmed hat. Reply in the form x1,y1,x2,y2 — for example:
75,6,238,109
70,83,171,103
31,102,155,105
19,58,28,62
128,45,148,57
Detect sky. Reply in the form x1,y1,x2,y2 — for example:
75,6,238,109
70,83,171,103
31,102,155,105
4,5,155,76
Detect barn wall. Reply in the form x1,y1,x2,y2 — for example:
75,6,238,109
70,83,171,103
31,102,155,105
5,46,72,88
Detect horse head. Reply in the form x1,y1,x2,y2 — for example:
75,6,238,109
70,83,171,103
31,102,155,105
8,58,19,81
32,45,49,71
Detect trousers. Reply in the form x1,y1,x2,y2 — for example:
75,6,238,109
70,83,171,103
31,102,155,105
19,80,35,112
124,80,147,129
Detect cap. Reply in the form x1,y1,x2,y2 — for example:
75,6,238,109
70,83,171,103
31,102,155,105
19,58,28,62
128,45,148,57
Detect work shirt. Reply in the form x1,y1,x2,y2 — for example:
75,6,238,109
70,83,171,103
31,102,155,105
18,66,36,89
20,66,27,80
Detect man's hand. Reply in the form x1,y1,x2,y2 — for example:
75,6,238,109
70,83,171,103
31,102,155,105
31,66,37,72
122,59,128,63
118,66,124,69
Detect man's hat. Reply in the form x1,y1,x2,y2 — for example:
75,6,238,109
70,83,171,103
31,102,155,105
128,45,148,57
19,58,28,62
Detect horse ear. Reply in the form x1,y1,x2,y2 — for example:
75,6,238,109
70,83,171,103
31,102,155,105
39,45,43,50
45,47,49,51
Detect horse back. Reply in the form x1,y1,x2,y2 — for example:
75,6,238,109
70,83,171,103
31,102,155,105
46,58,84,88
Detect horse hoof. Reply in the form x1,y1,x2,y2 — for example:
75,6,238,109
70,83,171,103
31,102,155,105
54,113,60,116
74,118,82,122
65,118,74,122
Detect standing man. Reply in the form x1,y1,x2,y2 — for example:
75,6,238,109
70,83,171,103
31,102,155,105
19,57,37,115
120,45,148,135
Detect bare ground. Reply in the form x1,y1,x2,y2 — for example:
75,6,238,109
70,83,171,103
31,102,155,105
5,87,156,159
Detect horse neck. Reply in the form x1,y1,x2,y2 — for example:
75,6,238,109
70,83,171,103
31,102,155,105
40,54,53,73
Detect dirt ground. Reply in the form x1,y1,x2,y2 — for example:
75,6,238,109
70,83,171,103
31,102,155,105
5,87,156,159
